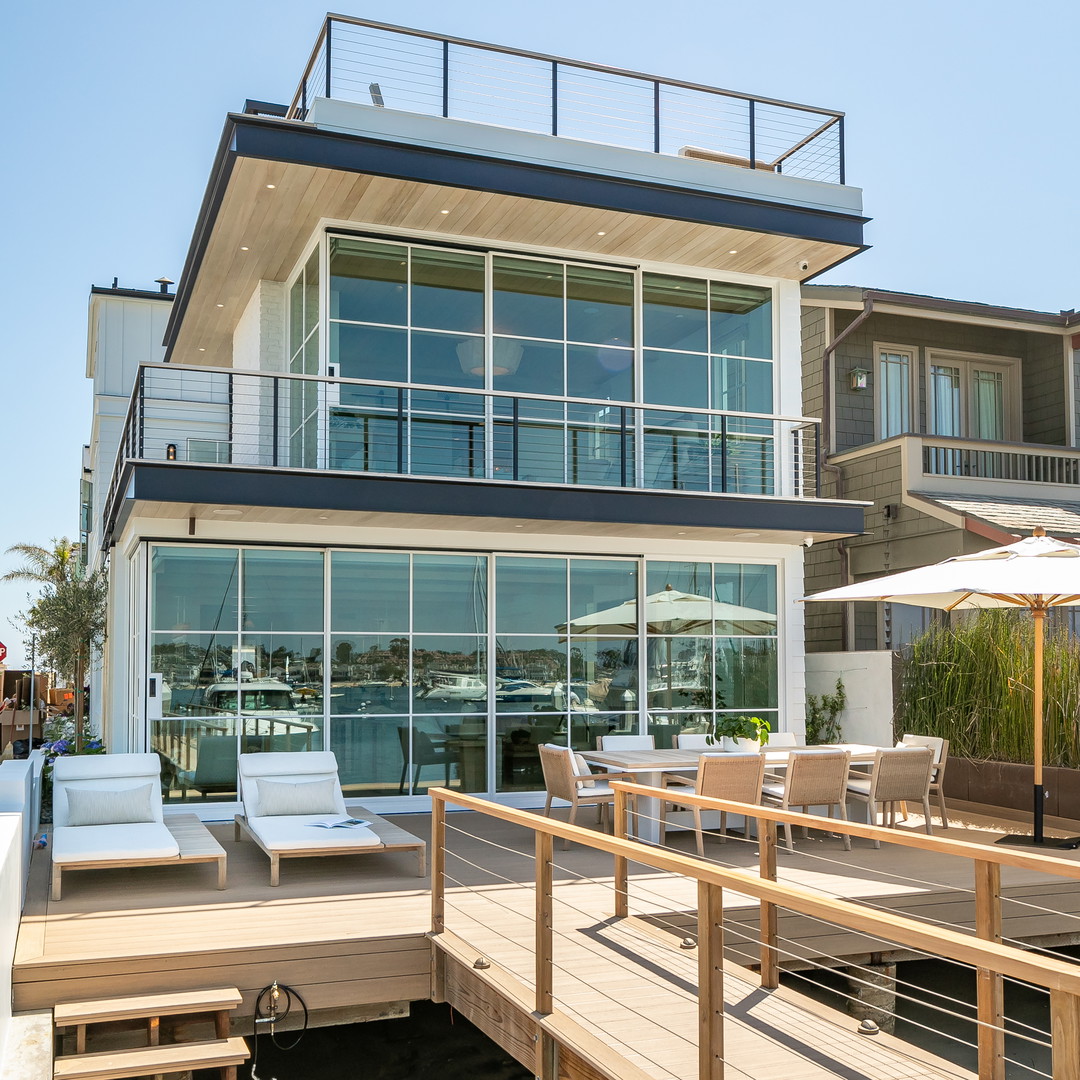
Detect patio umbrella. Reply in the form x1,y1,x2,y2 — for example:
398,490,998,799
802,526,1080,846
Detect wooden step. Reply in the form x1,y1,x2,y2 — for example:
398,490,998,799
53,1036,249,1079
54,986,242,1026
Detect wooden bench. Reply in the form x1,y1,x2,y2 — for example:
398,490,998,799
51,813,226,901
235,806,427,886
54,986,246,1079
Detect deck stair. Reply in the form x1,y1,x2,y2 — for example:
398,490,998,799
52,986,247,1079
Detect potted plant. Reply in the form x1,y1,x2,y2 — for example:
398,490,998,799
711,714,770,751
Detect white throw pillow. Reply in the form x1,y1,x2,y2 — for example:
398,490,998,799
65,784,156,827
573,754,596,788
256,777,338,816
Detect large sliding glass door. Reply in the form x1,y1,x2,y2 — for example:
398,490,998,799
148,543,779,803
928,354,1015,442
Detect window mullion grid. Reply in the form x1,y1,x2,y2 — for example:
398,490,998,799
322,549,333,756
633,269,645,489
484,253,495,481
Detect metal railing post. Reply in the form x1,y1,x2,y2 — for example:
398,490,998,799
698,881,724,1080
536,831,554,1015
512,397,520,481
272,378,279,467
551,62,558,136
975,860,1004,1080
397,388,406,473
759,817,779,989
442,39,450,118
838,115,846,185
748,100,756,169
719,414,728,492
324,18,332,99
653,81,661,153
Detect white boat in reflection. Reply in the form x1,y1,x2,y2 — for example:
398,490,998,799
417,671,487,701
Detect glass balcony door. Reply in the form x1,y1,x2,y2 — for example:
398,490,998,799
928,356,1015,442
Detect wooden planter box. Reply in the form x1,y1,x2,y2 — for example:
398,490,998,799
944,758,1080,819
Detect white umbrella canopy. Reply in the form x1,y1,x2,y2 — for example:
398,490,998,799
803,527,1080,845
558,584,776,638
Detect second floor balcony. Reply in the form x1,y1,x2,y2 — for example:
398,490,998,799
101,363,840,548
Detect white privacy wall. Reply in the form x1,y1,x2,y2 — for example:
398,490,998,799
805,651,895,746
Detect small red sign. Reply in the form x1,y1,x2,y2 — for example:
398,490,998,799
0,642,7,664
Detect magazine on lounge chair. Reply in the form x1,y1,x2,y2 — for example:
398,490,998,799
306,818,372,829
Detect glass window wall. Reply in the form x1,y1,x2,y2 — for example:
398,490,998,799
321,238,776,490
149,545,781,801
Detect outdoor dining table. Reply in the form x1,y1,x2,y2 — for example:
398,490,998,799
580,744,883,845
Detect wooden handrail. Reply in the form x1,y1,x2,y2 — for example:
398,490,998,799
430,788,1080,997
612,780,1080,880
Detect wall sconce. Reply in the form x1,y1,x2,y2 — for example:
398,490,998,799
849,368,869,392
166,444,177,461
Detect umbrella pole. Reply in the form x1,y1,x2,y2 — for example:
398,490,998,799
1033,608,1045,845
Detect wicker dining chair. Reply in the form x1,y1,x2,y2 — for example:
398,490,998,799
761,750,852,851
538,744,635,850
662,752,766,856
846,747,934,848
900,734,950,825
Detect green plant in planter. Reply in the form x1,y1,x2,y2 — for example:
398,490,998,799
805,677,846,745
711,714,771,746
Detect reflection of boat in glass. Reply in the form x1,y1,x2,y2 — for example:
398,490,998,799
495,681,600,712
418,671,487,701
200,678,301,717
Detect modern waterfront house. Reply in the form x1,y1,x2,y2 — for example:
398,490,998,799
801,285,1080,652
85,16,867,814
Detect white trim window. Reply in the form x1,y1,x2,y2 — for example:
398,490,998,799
927,350,1020,442
875,343,914,439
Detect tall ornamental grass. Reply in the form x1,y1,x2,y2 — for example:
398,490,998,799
895,610,1080,768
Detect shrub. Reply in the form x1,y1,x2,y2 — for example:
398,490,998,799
805,677,845,744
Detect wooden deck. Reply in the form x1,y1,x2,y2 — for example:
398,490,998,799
15,802,1080,1078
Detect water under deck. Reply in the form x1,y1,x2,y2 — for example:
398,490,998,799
14,802,1080,1079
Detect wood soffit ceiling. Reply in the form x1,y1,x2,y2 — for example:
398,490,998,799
172,155,862,364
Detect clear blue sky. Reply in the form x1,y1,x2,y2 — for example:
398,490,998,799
1,0,1076,668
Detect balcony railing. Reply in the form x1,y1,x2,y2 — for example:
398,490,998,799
104,364,822,541
923,436,1080,485
287,16,846,185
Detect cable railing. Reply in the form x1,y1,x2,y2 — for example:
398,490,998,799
430,783,1080,1080
286,16,847,185
102,363,823,545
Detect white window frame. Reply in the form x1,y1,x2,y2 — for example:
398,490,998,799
873,341,916,440
925,349,1021,442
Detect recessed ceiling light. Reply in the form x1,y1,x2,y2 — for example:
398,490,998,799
212,508,243,517
265,184,276,190
240,246,249,251
728,249,739,255
735,531,760,539
198,347,206,352
514,524,525,528
596,231,606,236
676,531,688,536
216,303,224,308
318,514,330,520
440,209,450,215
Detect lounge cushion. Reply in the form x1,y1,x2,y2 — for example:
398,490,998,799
247,816,382,852
52,822,180,864
65,784,156,827
256,777,339,816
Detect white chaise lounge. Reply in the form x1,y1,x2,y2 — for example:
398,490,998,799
51,753,226,900
235,751,426,885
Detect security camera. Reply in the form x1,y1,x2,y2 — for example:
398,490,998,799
803,536,814,549
797,259,810,273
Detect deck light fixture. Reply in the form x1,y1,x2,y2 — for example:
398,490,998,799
166,444,177,461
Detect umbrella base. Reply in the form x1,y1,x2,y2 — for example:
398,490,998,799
995,833,1080,849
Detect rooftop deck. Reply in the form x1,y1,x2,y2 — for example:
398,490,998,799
15,800,1080,1078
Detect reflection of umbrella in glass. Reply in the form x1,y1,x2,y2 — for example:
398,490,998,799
557,584,776,707
803,527,1080,847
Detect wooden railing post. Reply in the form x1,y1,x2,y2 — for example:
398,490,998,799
614,787,629,919
1050,990,1080,1080
759,818,779,989
536,831,554,1016
698,881,724,1080
974,859,1004,1080
430,793,447,1003
431,794,446,934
